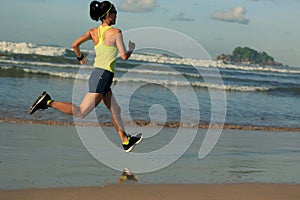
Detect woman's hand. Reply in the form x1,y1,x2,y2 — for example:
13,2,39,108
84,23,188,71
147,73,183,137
80,57,88,65
128,41,135,52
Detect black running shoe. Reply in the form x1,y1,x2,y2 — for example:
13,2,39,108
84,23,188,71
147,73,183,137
29,91,52,114
122,133,143,152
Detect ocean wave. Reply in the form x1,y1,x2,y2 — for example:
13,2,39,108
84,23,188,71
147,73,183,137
23,68,89,79
2,41,300,75
214,61,300,74
0,65,282,92
117,68,201,78
0,41,66,56
3,56,297,86
114,77,274,92
0,58,84,69
2,63,299,94
0,58,213,80
0,66,89,79
130,54,300,74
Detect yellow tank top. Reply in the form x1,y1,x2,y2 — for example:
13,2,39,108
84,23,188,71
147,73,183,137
94,25,118,73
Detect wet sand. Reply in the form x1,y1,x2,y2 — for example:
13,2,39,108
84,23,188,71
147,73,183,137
1,183,300,200
2,117,300,132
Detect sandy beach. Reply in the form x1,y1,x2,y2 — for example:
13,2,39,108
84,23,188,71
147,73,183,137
2,118,300,132
1,122,300,189
1,183,300,200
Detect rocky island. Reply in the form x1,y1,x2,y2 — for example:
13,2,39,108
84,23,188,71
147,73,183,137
216,47,284,66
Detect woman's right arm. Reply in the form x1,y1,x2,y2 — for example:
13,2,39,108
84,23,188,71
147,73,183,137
72,30,92,64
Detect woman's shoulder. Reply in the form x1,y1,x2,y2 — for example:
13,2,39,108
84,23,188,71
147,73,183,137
87,27,98,35
109,27,122,34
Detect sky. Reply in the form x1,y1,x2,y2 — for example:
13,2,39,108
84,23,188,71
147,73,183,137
0,0,300,67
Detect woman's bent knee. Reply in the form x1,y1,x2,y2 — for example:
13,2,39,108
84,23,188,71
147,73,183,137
74,109,89,119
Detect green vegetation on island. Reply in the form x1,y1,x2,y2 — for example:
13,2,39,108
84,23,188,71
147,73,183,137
216,47,284,66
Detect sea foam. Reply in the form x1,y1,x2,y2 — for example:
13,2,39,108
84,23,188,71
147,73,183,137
0,41,66,57
1,41,300,75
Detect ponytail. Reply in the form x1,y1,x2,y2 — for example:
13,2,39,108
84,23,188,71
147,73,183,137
89,1,115,22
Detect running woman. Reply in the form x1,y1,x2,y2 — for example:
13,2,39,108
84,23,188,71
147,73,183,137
29,1,142,152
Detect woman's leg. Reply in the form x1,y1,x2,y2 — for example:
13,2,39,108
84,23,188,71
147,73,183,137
50,92,103,118
103,91,128,143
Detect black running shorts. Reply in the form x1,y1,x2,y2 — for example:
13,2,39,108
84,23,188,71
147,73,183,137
88,68,114,96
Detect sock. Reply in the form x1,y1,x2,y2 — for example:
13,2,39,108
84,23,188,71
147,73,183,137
122,137,130,145
47,100,53,106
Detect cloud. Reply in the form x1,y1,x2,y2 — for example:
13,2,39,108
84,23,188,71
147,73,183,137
172,12,195,22
249,0,278,2
210,6,249,24
249,0,275,1
118,0,157,12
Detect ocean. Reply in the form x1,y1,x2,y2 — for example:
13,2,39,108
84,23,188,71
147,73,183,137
0,41,300,129
1,41,300,189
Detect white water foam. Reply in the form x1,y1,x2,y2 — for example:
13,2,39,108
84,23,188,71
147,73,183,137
117,68,201,78
0,59,90,69
130,54,300,74
0,66,90,80
114,77,274,92
0,41,66,57
3,65,270,92
2,41,300,75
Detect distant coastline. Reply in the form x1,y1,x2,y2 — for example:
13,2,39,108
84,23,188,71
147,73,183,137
216,46,286,67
